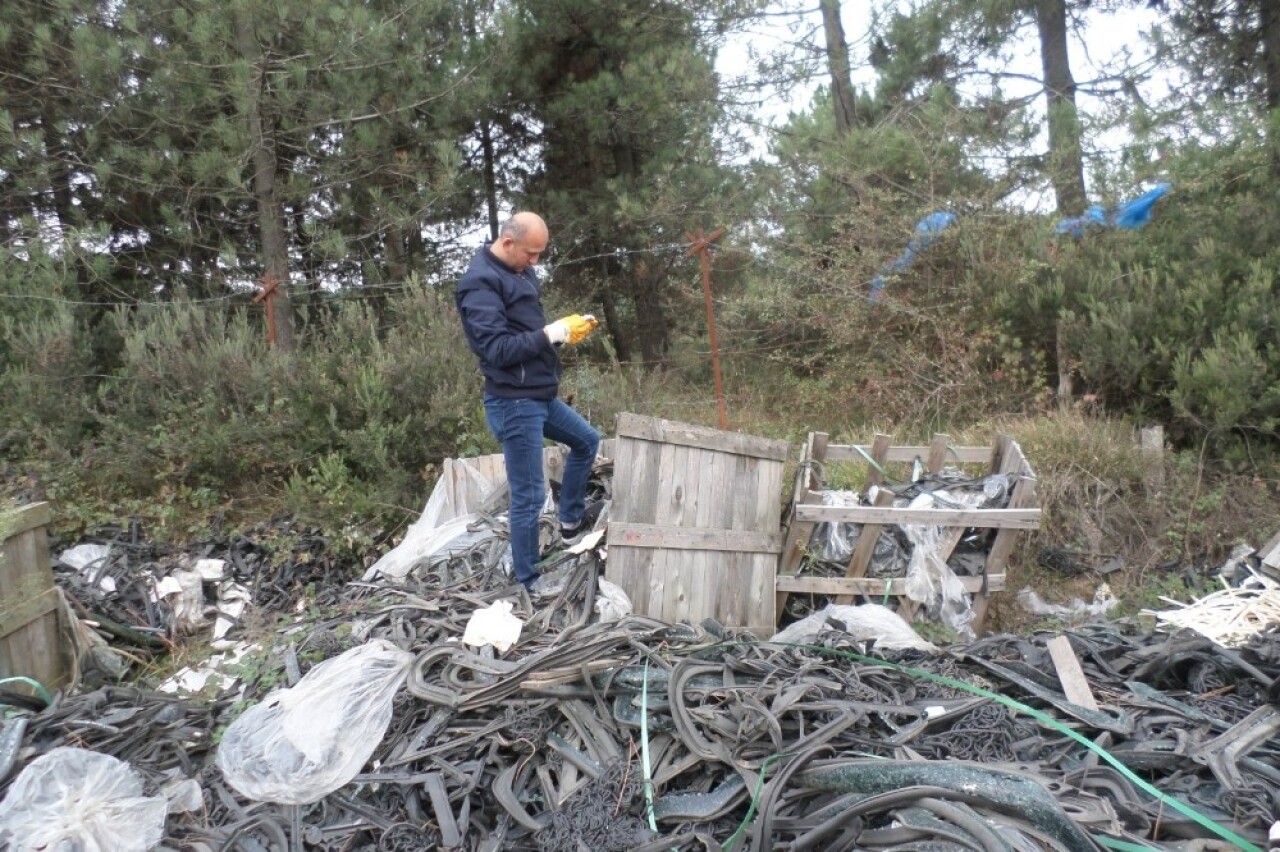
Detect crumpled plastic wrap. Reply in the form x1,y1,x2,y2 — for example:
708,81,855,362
595,577,633,623
0,747,168,852
769,603,938,653
364,456,509,581
462,600,523,653
216,639,415,804
808,490,862,563
901,492,983,640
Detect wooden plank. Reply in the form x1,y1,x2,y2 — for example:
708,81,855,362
803,432,828,492
1046,635,1100,711
834,488,896,605
703,449,731,623
0,506,64,690
987,434,1008,474
861,433,892,489
615,413,789,461
0,587,59,641
976,435,1038,634
608,523,782,552
655,443,685,528
926,433,951,473
775,489,821,613
607,434,659,611
775,573,1006,595
1261,526,1280,571
775,432,829,618
732,453,773,629
794,506,1041,529
629,433,662,525
826,445,991,465
0,502,53,541
984,438,1039,572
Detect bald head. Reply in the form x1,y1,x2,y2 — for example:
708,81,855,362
491,211,549,271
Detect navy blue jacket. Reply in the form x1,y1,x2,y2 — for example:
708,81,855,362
455,243,560,399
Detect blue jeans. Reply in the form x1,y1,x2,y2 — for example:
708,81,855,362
483,396,600,587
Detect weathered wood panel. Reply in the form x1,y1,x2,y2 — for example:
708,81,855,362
607,415,788,633
0,502,67,694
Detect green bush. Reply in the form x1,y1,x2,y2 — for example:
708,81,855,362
2,281,486,534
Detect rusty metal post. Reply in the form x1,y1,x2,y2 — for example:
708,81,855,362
253,275,280,347
685,227,728,430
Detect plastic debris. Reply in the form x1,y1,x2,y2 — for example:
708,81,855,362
769,602,938,652
0,747,168,852
1055,182,1172,237
216,639,415,804
58,542,117,594
902,491,983,640
869,210,957,300
462,600,523,653
1018,584,1119,622
594,576,633,623
158,641,257,696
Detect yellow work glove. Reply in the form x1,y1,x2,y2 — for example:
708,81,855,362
545,314,599,346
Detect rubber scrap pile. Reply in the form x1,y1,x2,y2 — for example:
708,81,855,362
2,527,1280,852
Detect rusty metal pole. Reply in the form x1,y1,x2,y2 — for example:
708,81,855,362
253,275,280,347
686,227,728,430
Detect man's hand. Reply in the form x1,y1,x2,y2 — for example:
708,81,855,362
545,314,599,346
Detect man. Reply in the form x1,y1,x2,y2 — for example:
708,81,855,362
455,212,601,590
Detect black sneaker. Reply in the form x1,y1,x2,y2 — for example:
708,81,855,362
559,523,589,548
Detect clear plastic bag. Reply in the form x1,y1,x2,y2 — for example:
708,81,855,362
364,455,505,581
901,493,976,640
0,747,167,852
216,639,415,804
807,490,862,563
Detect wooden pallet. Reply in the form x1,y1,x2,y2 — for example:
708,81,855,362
775,433,1040,634
607,414,789,634
0,502,68,694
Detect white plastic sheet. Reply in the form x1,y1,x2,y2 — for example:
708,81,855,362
769,603,938,653
364,457,504,581
1018,584,1118,622
216,639,415,804
0,747,167,852
462,600,523,653
58,543,116,594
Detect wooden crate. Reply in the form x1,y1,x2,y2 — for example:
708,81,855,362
775,432,1040,633
431,439,616,518
0,502,68,694
606,413,789,634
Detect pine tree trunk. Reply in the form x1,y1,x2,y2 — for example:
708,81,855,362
235,9,295,350
598,288,631,364
1036,0,1087,217
820,0,857,137
481,118,500,240
1262,0,1280,174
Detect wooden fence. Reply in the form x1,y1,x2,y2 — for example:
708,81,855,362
0,502,67,694
606,414,788,634
775,432,1040,633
